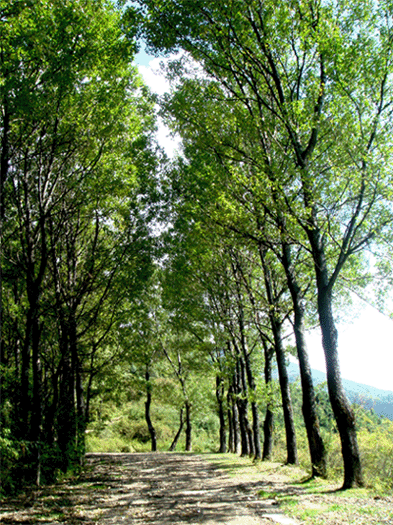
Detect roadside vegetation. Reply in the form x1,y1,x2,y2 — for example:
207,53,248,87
82,380,393,495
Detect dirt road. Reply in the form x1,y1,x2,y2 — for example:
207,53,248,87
0,453,297,524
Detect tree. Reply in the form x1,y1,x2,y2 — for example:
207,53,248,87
137,0,393,487
1,0,157,484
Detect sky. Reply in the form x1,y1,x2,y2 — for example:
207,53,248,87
134,50,393,393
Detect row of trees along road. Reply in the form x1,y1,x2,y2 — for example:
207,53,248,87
135,0,393,489
0,0,159,488
2,0,393,495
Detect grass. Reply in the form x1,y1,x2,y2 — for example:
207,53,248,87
204,452,393,525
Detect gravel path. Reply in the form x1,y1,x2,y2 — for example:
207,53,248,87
0,453,298,524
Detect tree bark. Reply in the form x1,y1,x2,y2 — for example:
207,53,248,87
216,375,227,453
184,400,192,452
273,322,298,465
231,391,241,454
145,367,157,452
234,357,250,456
169,407,184,451
281,241,327,477
227,404,234,453
0,101,10,220
262,341,274,460
308,228,363,488
243,354,261,460
227,384,241,454
261,248,298,465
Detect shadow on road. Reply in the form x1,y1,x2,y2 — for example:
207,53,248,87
0,453,298,524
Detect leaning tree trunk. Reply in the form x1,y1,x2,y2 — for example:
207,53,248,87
281,241,327,477
145,367,157,452
169,407,184,451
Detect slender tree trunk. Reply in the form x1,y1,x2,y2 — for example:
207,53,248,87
234,357,250,456
233,253,262,459
0,102,9,220
169,407,184,451
274,322,298,464
231,393,241,454
243,355,261,460
216,375,227,453
227,385,240,454
262,341,274,460
145,367,157,452
57,351,75,473
184,400,192,452
70,315,86,463
43,370,59,447
20,311,32,436
281,242,327,477
227,405,234,453
31,317,43,484
261,248,298,464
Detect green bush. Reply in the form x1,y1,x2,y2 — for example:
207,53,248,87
0,428,20,494
358,420,393,491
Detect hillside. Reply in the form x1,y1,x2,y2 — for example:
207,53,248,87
287,361,393,421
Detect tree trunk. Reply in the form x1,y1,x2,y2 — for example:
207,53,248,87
185,400,192,452
227,385,240,454
273,322,298,465
57,351,75,473
281,241,327,477
231,393,241,454
262,341,274,460
261,248,298,465
31,318,43,485
0,102,9,220
236,289,262,460
227,405,234,453
145,367,157,452
169,407,184,451
216,375,227,453
234,357,251,456
70,315,86,462
20,308,33,436
243,354,261,460
308,228,363,488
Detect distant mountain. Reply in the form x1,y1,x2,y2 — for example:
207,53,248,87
286,361,393,421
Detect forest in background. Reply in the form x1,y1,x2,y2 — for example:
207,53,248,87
1,0,393,497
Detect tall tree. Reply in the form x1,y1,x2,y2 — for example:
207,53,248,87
1,0,157,482
138,0,393,487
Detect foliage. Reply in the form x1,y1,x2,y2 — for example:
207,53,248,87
0,0,158,493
